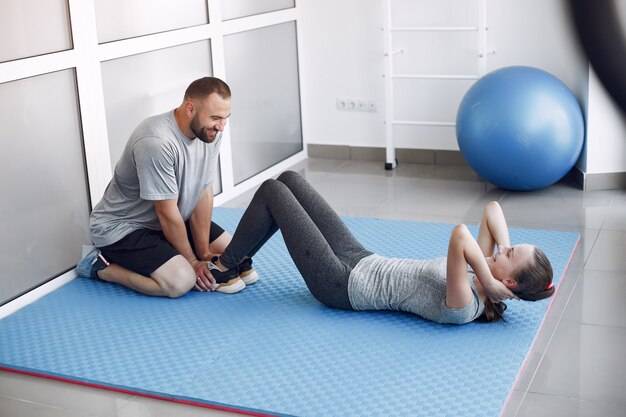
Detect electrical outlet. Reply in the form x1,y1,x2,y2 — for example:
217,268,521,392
337,97,377,112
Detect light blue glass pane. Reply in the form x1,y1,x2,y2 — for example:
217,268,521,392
224,22,303,184
100,40,214,176
0,70,91,304
222,0,294,21
0,0,72,63
95,0,208,43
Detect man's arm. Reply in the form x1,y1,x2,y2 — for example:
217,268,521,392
188,186,214,261
153,199,213,286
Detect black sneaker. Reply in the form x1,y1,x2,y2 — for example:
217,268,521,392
208,257,245,294
238,258,259,285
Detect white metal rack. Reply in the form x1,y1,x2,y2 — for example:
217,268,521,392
382,0,488,170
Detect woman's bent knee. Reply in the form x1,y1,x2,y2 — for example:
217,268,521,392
259,178,288,198
276,170,301,187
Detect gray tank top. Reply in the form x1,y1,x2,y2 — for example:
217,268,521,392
348,254,485,324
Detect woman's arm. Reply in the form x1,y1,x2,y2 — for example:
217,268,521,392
477,201,510,257
447,224,517,307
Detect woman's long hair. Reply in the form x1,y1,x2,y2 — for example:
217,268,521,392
513,248,554,301
477,300,507,323
478,248,554,323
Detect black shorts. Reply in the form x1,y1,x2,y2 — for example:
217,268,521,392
99,221,225,277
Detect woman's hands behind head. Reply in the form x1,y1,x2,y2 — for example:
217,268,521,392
483,278,520,303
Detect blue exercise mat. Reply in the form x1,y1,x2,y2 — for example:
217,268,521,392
0,208,579,417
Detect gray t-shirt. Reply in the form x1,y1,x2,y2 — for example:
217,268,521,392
90,110,221,247
348,255,485,324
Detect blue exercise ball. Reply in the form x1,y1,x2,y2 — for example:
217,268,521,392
456,66,584,191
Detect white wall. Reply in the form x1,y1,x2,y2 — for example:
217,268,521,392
584,67,626,174
298,0,626,178
298,0,385,148
485,0,586,91
300,0,587,149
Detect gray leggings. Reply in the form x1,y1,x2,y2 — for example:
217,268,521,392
219,171,372,309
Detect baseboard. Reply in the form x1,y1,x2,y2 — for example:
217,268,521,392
307,144,469,167
0,270,77,320
307,145,626,190
568,166,626,191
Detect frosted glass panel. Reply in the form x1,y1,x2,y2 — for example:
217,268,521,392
391,0,479,27
0,70,91,304
0,0,72,63
393,31,479,75
101,41,213,172
393,78,474,122
222,0,294,21
95,0,208,43
224,22,303,184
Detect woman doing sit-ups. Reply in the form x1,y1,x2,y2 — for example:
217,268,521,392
196,171,554,324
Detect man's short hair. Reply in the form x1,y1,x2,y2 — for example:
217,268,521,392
184,77,231,101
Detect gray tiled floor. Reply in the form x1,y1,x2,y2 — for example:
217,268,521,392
1,158,624,417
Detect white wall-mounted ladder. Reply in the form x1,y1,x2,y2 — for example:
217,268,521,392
382,0,488,170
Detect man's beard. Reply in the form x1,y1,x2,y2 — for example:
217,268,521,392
190,117,220,144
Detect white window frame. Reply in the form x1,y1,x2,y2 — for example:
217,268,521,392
0,0,306,318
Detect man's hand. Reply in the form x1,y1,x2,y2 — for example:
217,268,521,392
191,259,216,291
